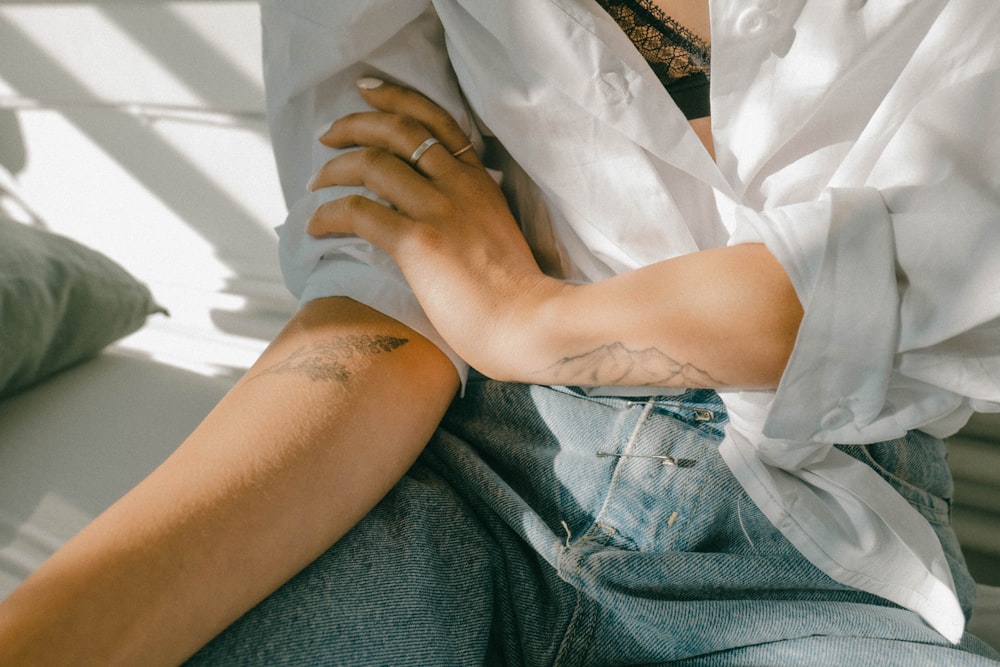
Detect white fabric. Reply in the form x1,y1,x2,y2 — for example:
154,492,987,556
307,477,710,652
260,0,1000,642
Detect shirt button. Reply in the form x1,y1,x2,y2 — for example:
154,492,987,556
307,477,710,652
820,407,854,431
736,7,771,35
598,71,630,102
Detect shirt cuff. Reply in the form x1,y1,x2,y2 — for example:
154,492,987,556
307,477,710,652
729,188,901,444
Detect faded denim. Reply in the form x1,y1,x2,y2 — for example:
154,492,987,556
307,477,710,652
187,377,1000,665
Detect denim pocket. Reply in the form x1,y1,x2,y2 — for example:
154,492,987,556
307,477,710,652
838,430,952,526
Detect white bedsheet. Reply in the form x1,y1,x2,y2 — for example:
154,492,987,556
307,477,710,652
0,0,294,598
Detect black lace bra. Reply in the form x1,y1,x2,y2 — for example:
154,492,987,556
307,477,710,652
596,0,711,119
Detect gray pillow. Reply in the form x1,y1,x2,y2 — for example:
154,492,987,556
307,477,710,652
0,218,163,398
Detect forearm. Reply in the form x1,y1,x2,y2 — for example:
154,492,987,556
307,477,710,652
478,244,803,390
307,83,802,393
0,297,459,666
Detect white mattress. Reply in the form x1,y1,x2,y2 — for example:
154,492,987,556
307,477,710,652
0,0,996,653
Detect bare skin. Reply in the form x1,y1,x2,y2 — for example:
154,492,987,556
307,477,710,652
0,4,804,663
654,0,712,41
308,81,800,390
0,297,459,666
653,0,715,157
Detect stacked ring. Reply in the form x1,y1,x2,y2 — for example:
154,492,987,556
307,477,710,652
451,142,475,157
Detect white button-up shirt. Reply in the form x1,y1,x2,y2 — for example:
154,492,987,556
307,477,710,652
261,0,1000,642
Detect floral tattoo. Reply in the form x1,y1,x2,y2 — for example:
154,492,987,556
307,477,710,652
254,335,409,383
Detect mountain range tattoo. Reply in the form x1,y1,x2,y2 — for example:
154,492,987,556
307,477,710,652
541,342,720,387
254,335,409,383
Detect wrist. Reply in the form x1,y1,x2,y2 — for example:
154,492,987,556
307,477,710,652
477,275,577,383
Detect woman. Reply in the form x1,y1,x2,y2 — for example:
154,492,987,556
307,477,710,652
2,1,999,664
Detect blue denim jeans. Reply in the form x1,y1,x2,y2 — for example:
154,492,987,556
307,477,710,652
187,377,1000,665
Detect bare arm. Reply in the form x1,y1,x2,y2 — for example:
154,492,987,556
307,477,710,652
510,243,802,390
309,81,802,391
0,296,459,666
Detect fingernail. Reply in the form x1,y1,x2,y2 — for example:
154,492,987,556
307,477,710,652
306,172,318,192
357,77,385,90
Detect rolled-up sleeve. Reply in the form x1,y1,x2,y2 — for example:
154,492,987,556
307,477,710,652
729,188,902,450
719,50,1000,643
729,67,1000,452
261,0,477,379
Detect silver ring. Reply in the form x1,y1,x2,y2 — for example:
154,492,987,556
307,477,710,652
408,137,440,166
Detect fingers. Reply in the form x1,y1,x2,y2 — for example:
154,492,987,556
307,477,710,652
309,145,437,216
358,78,479,167
306,78,482,251
308,193,409,253
317,111,451,181
321,78,480,170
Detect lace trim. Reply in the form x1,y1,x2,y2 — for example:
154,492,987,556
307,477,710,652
596,0,711,82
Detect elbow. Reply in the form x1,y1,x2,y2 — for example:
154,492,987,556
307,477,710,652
710,247,804,390
746,278,803,390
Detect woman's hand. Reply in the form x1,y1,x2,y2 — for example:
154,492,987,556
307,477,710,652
308,79,802,390
307,78,567,380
